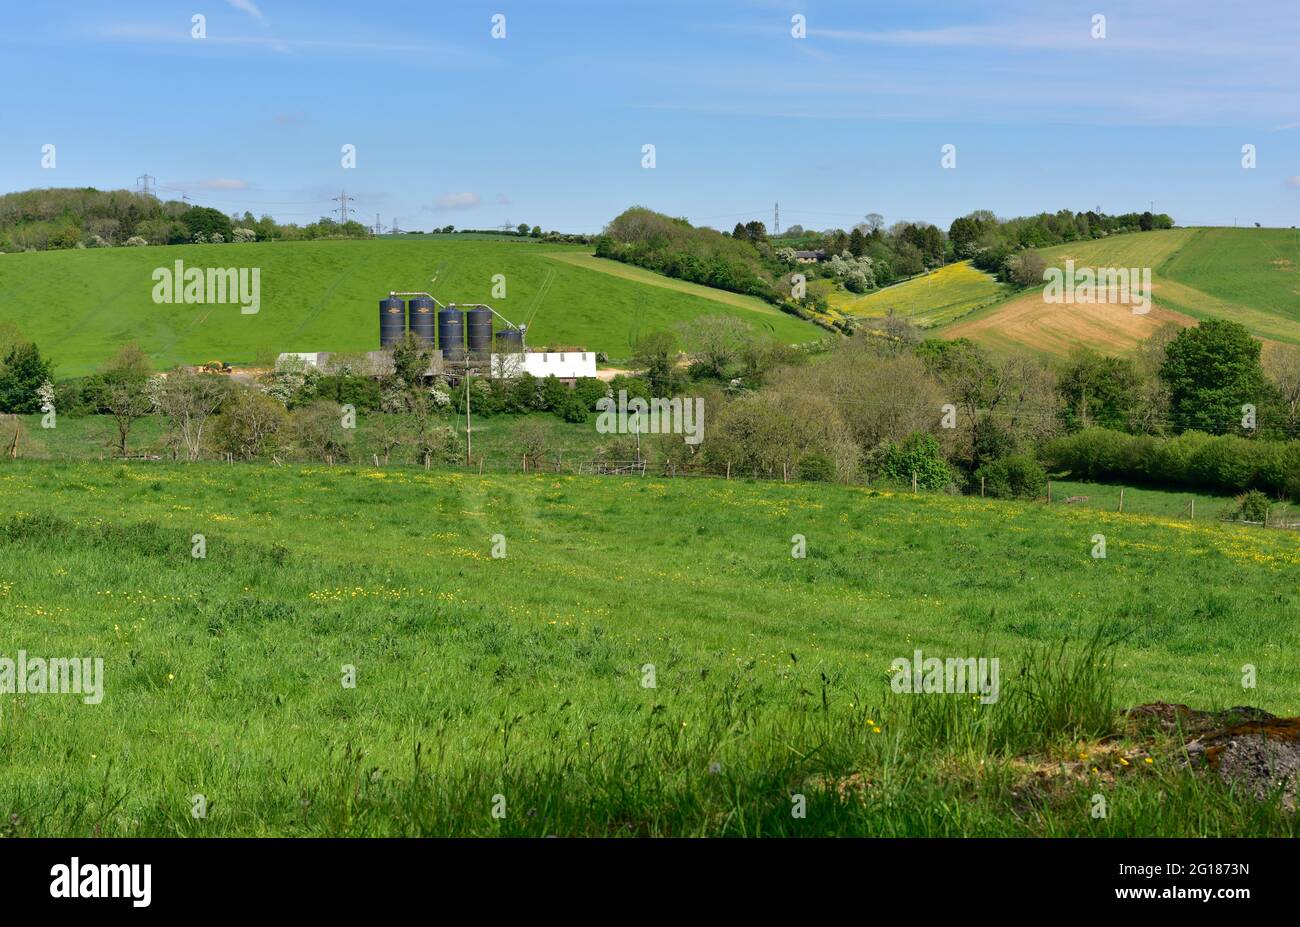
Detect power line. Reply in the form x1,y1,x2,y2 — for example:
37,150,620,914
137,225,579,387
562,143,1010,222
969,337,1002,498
332,190,355,223
135,173,156,198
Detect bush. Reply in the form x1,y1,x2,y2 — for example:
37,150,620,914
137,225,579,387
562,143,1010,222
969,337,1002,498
881,432,951,490
0,342,55,413
975,454,1047,499
214,388,288,459
1223,490,1271,524
1043,426,1300,499
796,452,834,482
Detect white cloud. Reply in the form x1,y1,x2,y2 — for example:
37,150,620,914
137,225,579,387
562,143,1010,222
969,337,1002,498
1286,177,1300,188
430,192,481,211
225,0,268,25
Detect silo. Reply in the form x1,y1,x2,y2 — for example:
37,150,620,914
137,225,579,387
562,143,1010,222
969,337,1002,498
379,296,406,347
466,306,493,356
408,296,436,346
438,307,465,360
494,328,524,353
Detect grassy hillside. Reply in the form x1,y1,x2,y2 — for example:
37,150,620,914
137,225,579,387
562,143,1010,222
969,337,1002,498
0,237,821,375
829,260,1007,327
2,461,1297,836
936,228,1300,356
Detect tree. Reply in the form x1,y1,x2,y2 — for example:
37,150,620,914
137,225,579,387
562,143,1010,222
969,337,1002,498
98,344,153,456
149,368,231,460
290,401,353,463
391,333,432,393
848,228,867,257
0,342,54,413
1007,251,1047,288
516,223,530,236
511,418,554,469
214,387,288,459
677,315,751,379
1160,319,1271,434
1057,349,1141,432
1264,345,1300,437
632,330,680,394
181,206,234,242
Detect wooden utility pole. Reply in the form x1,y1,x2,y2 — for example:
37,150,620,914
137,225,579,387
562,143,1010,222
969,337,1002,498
464,364,472,466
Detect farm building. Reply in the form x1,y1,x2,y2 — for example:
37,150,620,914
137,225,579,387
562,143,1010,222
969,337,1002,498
490,350,597,385
277,348,595,385
792,250,825,263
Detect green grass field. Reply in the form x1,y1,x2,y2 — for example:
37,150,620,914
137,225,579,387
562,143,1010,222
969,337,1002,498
2,461,1297,836
831,261,1008,327
0,238,821,375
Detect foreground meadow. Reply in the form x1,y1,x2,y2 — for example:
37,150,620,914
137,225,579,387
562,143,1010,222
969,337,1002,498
1,462,1297,836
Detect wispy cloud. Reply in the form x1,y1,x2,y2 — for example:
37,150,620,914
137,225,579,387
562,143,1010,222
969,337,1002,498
96,22,461,57
427,192,482,211
170,178,252,191
225,0,268,26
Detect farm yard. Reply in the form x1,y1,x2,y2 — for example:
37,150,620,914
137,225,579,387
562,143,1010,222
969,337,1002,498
1,461,1297,837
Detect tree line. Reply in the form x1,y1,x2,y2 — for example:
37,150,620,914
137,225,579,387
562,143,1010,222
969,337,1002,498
594,205,1174,331
0,187,372,251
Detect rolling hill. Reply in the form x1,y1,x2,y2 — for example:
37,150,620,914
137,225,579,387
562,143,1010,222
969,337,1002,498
829,260,1008,327
938,228,1300,356
0,237,822,375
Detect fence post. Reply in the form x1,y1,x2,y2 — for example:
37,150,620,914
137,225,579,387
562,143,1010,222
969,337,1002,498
1118,488,1125,513
522,454,527,472
373,453,380,467
1047,480,1051,504
911,471,917,493
980,475,985,498
726,461,731,480
1190,498,1194,520
783,462,788,483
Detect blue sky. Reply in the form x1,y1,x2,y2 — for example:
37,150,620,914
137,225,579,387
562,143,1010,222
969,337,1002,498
1,0,1297,232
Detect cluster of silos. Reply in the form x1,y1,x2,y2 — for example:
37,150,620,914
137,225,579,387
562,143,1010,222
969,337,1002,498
379,296,521,360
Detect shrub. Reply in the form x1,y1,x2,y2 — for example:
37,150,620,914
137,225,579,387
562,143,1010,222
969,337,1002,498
1223,490,1271,524
0,342,55,413
975,454,1047,499
796,452,834,482
881,432,951,490
214,388,289,460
